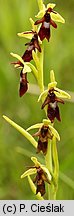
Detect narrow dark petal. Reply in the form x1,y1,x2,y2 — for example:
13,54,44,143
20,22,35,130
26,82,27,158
11,61,23,67
55,105,61,121
25,42,30,46
34,40,41,52
32,130,40,137
19,72,28,97
23,31,33,35
55,97,65,104
41,96,50,109
34,17,45,25
47,104,55,123
50,19,57,28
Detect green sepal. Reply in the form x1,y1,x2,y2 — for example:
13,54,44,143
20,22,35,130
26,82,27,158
37,0,45,11
29,18,37,32
47,3,56,9
26,123,43,132
49,125,60,141
21,168,37,179
17,31,33,39
38,90,48,102
51,12,65,24
54,87,71,99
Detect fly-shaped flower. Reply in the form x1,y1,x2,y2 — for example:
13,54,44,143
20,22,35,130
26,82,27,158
10,53,31,97
13,18,41,67
38,70,71,123
34,1,65,41
41,88,65,122
21,157,51,196
26,119,60,155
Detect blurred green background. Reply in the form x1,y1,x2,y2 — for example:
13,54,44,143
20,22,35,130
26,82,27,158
0,0,74,199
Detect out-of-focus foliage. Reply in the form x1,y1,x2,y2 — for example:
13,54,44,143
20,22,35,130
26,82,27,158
0,0,74,199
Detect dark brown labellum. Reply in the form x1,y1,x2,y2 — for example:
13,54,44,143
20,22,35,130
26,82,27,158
36,180,45,196
47,104,61,123
33,167,46,196
37,140,48,155
19,71,28,97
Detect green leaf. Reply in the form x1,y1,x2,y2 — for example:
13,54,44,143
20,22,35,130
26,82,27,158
59,171,74,190
3,115,37,148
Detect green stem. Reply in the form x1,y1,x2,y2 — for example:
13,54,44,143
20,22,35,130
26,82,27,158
52,136,59,199
45,139,55,200
52,137,59,180
37,44,44,92
45,140,52,172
